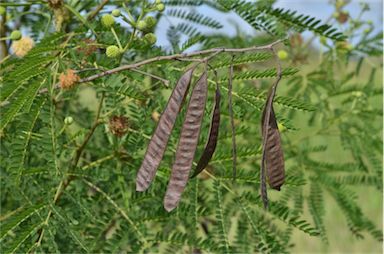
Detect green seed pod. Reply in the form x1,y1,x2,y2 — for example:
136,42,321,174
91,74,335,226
277,122,285,132
106,45,120,58
112,9,121,17
64,116,74,125
145,16,156,28
101,14,115,28
0,6,5,16
156,3,165,12
363,28,371,34
137,20,147,30
277,50,288,60
10,30,22,41
335,0,346,9
144,33,157,45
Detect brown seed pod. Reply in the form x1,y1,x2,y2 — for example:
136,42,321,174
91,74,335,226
164,71,208,212
136,66,196,192
191,75,221,178
261,105,285,191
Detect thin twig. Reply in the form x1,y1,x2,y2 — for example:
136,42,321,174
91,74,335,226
260,47,283,209
58,39,285,87
131,68,170,87
71,92,105,168
0,9,8,58
87,0,109,21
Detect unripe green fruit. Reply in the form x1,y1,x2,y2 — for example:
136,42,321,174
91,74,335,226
144,33,157,45
332,12,339,18
345,44,353,51
335,0,346,9
112,9,121,17
101,14,115,28
10,30,22,40
277,50,288,60
0,6,5,16
137,20,147,30
106,45,120,58
156,3,165,12
145,16,156,28
277,123,285,132
352,91,363,97
64,116,74,125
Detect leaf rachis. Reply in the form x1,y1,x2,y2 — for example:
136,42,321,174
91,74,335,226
228,55,237,182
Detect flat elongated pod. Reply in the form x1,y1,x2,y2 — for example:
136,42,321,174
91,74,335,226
261,105,285,191
136,67,195,192
164,71,208,211
191,80,221,178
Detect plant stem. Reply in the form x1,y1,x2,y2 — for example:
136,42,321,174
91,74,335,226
33,93,105,248
111,27,123,50
87,0,109,21
71,39,285,85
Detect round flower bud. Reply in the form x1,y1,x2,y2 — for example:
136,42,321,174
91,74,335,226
155,0,162,4
352,91,363,97
277,50,288,60
156,3,165,12
0,6,5,16
277,122,286,132
145,16,156,28
136,20,147,30
10,30,22,40
332,12,339,18
64,116,74,125
101,14,115,28
151,111,160,122
335,0,346,9
144,33,157,45
112,9,121,17
106,45,120,58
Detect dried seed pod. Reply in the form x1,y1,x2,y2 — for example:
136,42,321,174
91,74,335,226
191,77,221,178
164,71,208,211
136,67,195,192
261,105,285,190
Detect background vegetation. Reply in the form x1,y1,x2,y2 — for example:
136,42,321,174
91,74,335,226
0,0,382,253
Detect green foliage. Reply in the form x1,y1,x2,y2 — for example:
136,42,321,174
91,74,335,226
0,0,382,253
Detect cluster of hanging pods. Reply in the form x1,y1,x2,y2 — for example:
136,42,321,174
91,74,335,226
135,58,285,212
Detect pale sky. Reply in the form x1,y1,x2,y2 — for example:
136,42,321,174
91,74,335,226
155,0,383,49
